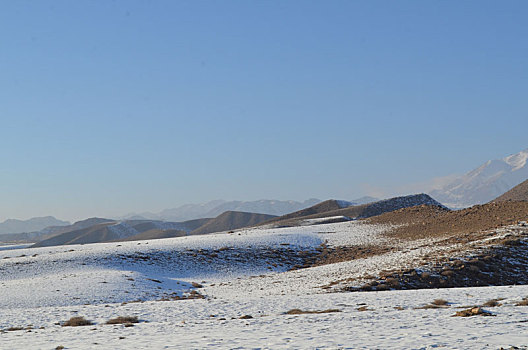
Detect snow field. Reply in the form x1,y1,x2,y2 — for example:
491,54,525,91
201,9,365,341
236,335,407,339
1,285,528,349
1,220,527,348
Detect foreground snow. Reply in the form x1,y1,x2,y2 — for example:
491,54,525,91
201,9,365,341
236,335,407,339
1,221,527,348
2,285,528,349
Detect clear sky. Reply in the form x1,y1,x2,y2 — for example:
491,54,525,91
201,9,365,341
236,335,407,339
1,0,527,221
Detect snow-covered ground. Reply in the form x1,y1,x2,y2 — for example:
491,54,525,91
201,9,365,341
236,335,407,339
1,221,527,349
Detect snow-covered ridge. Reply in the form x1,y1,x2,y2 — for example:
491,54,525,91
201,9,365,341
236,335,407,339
504,148,528,171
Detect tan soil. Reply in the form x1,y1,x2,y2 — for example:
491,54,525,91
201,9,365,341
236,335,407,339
367,201,528,240
309,244,393,267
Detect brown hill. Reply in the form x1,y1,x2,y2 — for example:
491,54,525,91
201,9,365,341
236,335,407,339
262,194,443,227
368,201,528,240
0,217,116,244
41,218,115,237
32,222,118,247
123,218,211,233
493,179,528,202
190,211,277,235
32,217,213,248
261,200,350,224
173,218,212,232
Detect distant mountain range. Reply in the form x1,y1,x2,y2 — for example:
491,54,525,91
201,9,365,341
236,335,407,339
120,198,379,222
429,148,528,208
0,198,378,238
121,199,321,222
29,194,430,248
0,216,69,235
32,219,197,248
31,211,278,248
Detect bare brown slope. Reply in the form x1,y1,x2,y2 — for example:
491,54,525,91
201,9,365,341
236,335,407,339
263,194,442,227
368,201,528,240
190,211,276,235
175,218,212,231
32,222,118,247
261,200,347,224
32,217,215,247
493,179,528,202
41,218,115,238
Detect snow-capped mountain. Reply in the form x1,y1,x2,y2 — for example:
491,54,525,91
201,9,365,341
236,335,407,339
429,148,528,208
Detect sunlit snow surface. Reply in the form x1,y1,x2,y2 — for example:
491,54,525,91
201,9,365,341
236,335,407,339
1,222,527,349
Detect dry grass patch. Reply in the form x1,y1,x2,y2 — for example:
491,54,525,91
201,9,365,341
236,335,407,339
415,299,450,309
6,326,24,332
482,298,503,307
515,298,528,306
285,308,341,315
357,306,373,311
106,316,139,325
62,316,93,327
453,307,494,317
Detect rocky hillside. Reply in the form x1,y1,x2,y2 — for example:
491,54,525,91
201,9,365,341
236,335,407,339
368,201,528,239
263,194,443,227
493,178,528,202
262,199,353,224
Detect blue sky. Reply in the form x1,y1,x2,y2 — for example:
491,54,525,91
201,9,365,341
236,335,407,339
1,0,527,221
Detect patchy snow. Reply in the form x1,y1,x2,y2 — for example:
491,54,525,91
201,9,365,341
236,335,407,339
301,215,352,225
107,222,139,239
1,221,527,348
335,200,353,208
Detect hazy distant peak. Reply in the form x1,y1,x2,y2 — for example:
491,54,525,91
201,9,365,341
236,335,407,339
0,216,70,235
429,148,528,208
152,199,321,222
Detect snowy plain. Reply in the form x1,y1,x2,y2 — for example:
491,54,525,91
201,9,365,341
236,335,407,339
1,221,527,349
